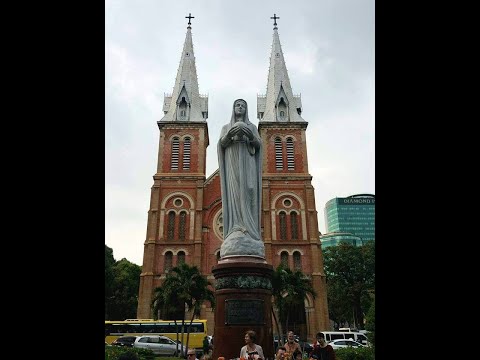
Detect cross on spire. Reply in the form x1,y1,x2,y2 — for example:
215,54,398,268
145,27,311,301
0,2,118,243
185,13,194,28
270,13,280,29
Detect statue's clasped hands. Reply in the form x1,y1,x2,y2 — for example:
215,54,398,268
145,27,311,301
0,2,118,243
229,122,253,140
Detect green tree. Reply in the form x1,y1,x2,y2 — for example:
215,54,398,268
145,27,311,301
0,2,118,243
151,284,183,354
365,296,375,347
108,258,142,320
151,263,215,356
105,245,116,320
271,265,316,343
323,241,375,329
326,279,352,328
184,271,215,353
271,266,286,344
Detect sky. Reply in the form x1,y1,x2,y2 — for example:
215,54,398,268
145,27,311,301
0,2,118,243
105,0,375,266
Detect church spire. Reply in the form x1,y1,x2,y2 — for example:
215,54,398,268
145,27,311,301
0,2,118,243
257,15,304,122
159,14,208,123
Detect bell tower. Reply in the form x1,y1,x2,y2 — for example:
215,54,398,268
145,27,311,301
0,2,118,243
137,14,209,318
257,15,331,337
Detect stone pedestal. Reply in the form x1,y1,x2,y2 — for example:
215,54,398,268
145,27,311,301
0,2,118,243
212,256,274,360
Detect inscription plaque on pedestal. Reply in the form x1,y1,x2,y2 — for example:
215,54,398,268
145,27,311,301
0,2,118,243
225,299,265,325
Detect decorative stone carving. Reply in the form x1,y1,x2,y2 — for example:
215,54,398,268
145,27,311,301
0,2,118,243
215,275,272,290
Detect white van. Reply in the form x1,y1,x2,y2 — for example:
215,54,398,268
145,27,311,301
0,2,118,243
322,331,368,345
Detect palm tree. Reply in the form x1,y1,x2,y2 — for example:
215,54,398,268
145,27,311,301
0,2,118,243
184,272,215,353
271,265,317,343
151,279,184,354
271,267,286,345
151,263,215,356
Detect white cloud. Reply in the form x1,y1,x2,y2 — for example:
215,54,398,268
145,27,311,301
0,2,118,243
285,39,321,75
307,77,375,233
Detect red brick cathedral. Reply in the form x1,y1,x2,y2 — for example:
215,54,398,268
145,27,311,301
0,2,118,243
137,19,331,340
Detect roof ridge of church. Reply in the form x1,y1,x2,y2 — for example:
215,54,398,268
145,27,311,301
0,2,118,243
204,169,219,186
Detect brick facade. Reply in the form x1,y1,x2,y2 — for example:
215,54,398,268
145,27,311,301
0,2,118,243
137,119,331,342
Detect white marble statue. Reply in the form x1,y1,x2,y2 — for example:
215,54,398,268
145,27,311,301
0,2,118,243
218,99,265,258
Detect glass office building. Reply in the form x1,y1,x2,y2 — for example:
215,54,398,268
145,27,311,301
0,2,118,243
320,232,363,249
324,194,375,243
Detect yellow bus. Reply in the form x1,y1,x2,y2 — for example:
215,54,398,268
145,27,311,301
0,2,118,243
105,319,208,349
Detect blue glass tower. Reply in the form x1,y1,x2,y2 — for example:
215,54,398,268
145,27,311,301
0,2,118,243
324,194,375,243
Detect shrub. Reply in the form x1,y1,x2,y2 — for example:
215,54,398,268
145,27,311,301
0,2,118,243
105,346,155,360
335,347,374,360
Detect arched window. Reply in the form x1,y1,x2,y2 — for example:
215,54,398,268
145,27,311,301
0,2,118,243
281,251,289,268
177,251,185,265
171,137,179,170
179,211,187,240
279,211,287,240
183,137,191,170
275,137,283,170
291,212,298,240
164,251,173,272
286,137,294,170
293,251,302,271
167,212,175,240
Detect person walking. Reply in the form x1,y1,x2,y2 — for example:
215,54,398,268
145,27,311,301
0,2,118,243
239,330,265,360
309,333,335,360
187,349,199,360
275,346,287,360
203,336,210,355
284,331,301,356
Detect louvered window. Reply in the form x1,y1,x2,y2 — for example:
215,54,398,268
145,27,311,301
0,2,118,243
279,211,287,240
183,137,190,170
293,251,302,271
179,212,186,240
164,252,173,272
171,137,179,170
275,137,283,170
286,138,294,170
167,212,175,240
281,251,289,268
291,212,298,240
177,251,185,265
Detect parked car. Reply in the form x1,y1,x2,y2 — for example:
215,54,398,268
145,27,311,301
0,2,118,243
321,331,368,345
133,335,186,356
111,336,138,347
328,339,364,350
